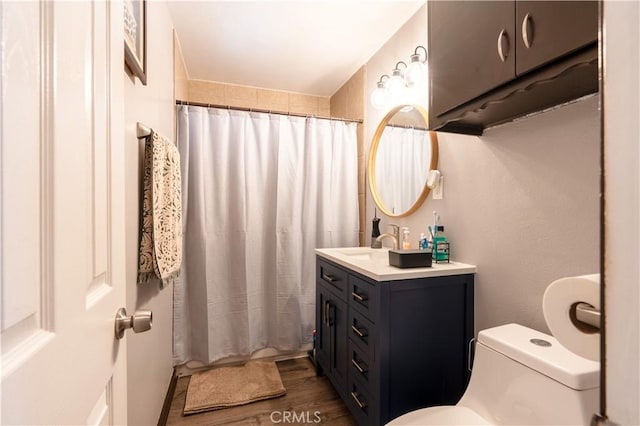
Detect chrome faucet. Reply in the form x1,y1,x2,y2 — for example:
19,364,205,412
375,224,400,250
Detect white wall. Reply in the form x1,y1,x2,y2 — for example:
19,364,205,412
365,6,600,335
603,1,640,424
124,2,175,424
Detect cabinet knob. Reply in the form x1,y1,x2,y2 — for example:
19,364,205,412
497,29,509,62
522,13,533,48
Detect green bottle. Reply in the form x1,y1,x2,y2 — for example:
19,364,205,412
433,226,448,262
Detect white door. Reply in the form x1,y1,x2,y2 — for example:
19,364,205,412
1,1,128,424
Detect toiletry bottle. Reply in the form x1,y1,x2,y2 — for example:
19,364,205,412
433,226,448,261
371,209,382,248
419,233,428,250
402,227,411,250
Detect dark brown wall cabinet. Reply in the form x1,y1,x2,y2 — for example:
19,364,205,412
428,1,598,135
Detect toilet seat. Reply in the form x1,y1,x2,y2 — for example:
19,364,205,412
387,406,491,425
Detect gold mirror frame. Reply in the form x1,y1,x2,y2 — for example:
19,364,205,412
367,104,439,217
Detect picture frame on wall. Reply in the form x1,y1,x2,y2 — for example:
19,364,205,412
124,0,147,85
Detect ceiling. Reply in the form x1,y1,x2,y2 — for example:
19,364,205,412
167,1,425,97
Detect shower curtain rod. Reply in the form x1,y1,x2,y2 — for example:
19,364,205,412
175,100,364,124
384,122,429,131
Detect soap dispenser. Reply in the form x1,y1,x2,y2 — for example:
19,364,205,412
401,227,411,250
371,209,382,248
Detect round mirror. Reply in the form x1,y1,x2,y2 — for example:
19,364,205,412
368,104,438,217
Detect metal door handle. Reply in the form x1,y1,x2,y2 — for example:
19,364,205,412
522,13,533,48
115,307,152,339
497,29,509,62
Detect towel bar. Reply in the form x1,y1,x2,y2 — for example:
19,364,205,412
137,122,151,139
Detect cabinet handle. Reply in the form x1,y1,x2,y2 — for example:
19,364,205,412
497,29,509,62
468,337,476,372
351,290,367,302
351,357,368,374
322,273,337,283
324,302,330,327
351,324,367,338
522,13,533,48
350,391,368,410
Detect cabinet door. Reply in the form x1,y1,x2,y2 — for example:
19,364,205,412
316,284,332,375
316,283,348,392
516,1,598,75
330,297,348,391
429,1,515,117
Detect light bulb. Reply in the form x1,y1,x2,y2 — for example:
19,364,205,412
386,75,408,107
405,58,427,87
386,65,409,107
370,82,388,109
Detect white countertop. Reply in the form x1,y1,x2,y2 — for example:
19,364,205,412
315,247,477,281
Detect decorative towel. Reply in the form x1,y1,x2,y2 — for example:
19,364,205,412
137,130,183,288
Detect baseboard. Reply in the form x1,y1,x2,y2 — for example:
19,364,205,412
157,367,178,426
175,346,312,377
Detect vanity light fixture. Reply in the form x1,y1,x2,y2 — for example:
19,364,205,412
370,46,429,110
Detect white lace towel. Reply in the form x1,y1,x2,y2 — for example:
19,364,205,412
137,130,183,288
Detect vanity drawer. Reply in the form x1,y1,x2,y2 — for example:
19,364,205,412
349,275,377,321
346,374,377,426
349,309,375,358
348,339,377,394
317,259,347,299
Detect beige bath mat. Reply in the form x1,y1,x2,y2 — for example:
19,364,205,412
183,360,286,415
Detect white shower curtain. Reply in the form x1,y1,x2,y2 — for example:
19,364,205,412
173,105,359,364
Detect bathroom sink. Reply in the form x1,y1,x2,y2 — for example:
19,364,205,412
334,247,382,261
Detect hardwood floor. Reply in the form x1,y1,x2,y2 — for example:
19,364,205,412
166,357,356,425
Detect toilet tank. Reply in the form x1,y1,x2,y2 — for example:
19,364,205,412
458,323,600,425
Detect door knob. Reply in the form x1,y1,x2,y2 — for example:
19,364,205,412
115,307,152,339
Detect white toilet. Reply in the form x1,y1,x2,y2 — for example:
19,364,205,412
388,323,599,425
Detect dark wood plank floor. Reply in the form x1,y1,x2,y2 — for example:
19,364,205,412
166,357,356,425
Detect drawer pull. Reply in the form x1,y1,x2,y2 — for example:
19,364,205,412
351,324,367,338
350,391,368,409
351,358,368,374
351,291,367,302
322,273,337,283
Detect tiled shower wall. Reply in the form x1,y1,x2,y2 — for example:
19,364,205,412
174,36,366,245
330,67,366,246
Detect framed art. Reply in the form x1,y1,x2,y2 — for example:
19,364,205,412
124,0,147,85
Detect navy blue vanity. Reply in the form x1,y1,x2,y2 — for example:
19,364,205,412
315,248,476,425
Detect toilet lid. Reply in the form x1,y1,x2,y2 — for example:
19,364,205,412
386,406,492,425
